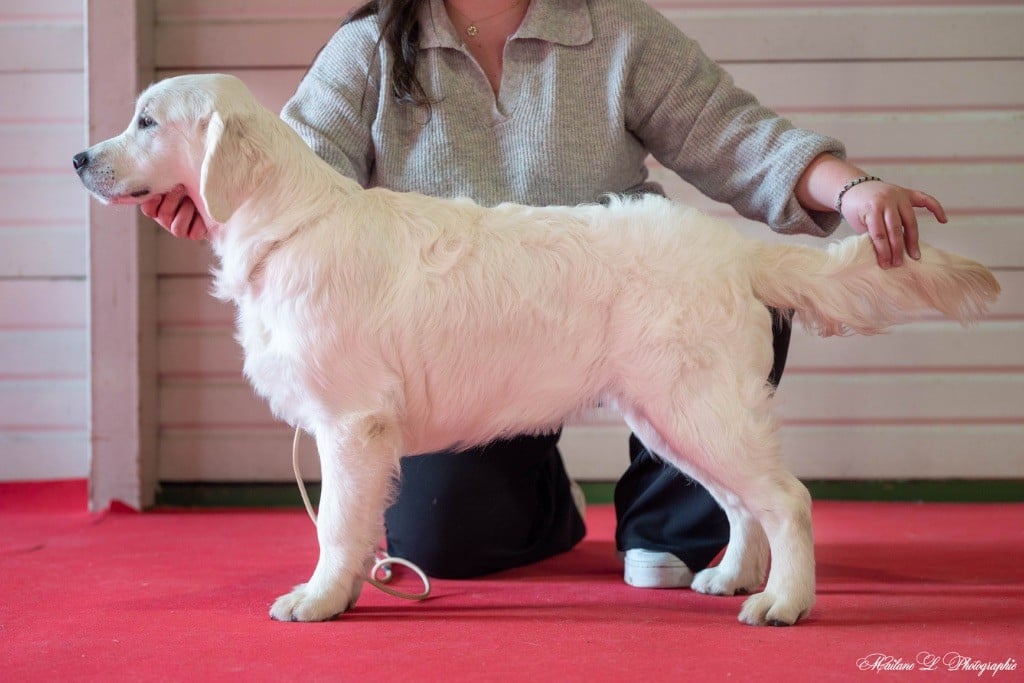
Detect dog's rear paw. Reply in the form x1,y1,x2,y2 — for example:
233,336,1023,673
691,566,761,596
269,583,355,622
737,591,812,626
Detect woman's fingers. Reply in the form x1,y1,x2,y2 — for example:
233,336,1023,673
140,186,208,240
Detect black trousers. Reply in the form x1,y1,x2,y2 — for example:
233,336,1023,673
385,309,793,579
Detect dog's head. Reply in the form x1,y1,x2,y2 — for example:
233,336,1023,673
73,73,271,225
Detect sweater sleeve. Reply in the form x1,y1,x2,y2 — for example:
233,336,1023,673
624,10,846,236
280,18,382,186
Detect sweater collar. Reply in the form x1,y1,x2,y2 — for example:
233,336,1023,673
420,0,594,49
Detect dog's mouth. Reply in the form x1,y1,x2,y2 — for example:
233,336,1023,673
98,187,152,205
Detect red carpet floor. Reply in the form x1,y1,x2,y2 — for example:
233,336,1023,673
2,481,1022,682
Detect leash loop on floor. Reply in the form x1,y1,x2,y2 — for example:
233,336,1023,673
292,427,431,601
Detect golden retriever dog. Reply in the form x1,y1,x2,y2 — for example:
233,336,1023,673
74,74,999,625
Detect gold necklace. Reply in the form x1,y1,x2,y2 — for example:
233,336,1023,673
447,0,523,37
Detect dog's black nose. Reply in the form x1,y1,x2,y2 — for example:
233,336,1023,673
72,151,89,172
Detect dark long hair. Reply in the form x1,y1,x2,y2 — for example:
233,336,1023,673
344,0,431,106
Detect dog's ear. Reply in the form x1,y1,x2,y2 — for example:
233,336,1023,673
200,111,270,224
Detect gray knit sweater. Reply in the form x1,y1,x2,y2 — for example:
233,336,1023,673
281,0,846,236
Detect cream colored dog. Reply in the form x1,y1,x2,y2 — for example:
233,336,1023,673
75,74,999,626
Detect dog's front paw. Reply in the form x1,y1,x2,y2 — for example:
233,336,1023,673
269,582,358,622
691,566,761,597
737,590,812,627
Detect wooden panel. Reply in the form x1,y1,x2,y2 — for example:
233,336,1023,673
155,68,303,114
562,423,1024,482
730,216,1023,270
157,422,1024,482
776,374,1024,424
0,23,82,72
731,61,1024,112
0,227,87,278
0,379,88,429
0,177,87,225
152,6,1024,67
147,63,1024,124
0,280,86,328
0,2,89,483
156,322,1023,383
653,163,1024,217
0,73,82,122
779,425,1024,479
667,7,1024,61
158,276,234,327
1,0,82,17
787,322,1024,373
158,370,1024,431
159,427,322,481
159,327,242,379
155,21,337,70
148,3,1024,483
156,213,1023,277
0,329,87,377
160,380,275,428
0,433,89,481
154,62,1024,116
788,112,1024,162
156,268,1024,330
0,126,84,172
155,0,360,20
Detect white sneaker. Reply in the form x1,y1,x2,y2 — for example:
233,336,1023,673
623,549,694,588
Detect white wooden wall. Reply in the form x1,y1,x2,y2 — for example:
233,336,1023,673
4,1,1021,485
0,1,88,480
150,0,1024,483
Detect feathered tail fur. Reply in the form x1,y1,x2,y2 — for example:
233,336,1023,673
749,235,1001,336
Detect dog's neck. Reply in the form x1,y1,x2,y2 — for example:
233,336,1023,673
207,106,360,302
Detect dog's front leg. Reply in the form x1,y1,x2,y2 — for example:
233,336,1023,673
270,415,400,622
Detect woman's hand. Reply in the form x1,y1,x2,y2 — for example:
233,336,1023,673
839,180,947,269
796,154,948,269
140,185,209,240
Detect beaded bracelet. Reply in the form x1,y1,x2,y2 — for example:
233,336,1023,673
835,175,882,214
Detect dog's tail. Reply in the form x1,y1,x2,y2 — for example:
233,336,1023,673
748,235,1000,336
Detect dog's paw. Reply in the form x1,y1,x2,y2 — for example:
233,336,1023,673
269,583,357,622
737,590,812,626
691,566,761,597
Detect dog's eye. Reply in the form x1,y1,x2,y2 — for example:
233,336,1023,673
137,113,157,130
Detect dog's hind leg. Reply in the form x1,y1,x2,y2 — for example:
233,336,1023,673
621,372,814,626
270,414,400,622
621,410,769,597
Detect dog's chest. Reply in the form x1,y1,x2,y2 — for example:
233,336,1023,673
234,300,317,428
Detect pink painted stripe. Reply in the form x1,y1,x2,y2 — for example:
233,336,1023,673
161,417,1024,432
0,325,87,332
0,424,86,433
851,156,1024,166
0,15,82,23
785,417,1024,427
159,372,241,382
0,373,86,381
160,422,282,432
778,105,1024,116
158,321,236,330
0,168,80,177
650,0,1024,8
0,118,83,126
788,366,1024,376
0,221,85,229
